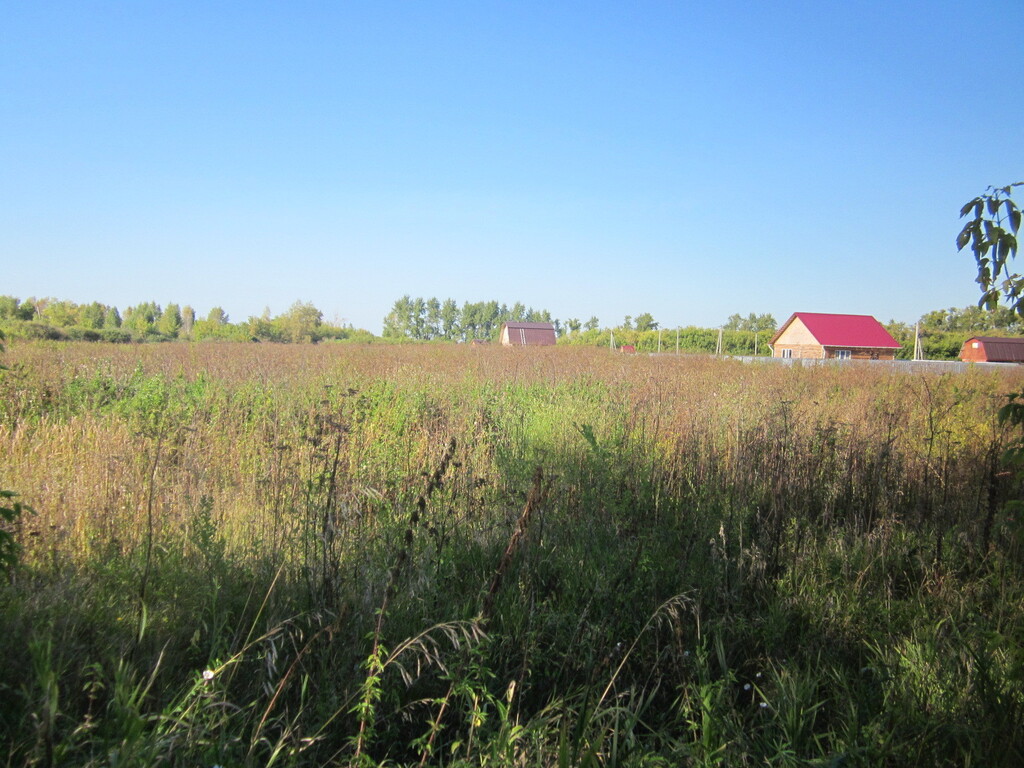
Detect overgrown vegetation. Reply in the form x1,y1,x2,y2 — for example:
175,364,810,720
1,341,1023,766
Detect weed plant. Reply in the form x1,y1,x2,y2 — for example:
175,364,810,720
0,341,1022,766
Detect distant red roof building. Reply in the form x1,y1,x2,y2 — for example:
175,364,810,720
769,313,901,360
499,322,557,347
960,336,1024,363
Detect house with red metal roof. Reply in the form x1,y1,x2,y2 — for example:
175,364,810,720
960,336,1024,363
499,321,557,347
768,313,902,360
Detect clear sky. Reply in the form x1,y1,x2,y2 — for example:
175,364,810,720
3,1,1022,332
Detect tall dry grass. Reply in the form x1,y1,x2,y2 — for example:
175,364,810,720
1,340,1022,766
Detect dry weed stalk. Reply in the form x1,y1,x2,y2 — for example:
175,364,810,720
481,466,548,623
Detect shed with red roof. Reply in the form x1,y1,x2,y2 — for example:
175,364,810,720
499,322,557,347
769,313,901,360
960,336,1024,363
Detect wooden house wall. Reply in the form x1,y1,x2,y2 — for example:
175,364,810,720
773,343,824,359
772,318,823,358
960,341,986,362
823,347,897,360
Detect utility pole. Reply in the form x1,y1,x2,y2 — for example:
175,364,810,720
716,328,723,355
913,323,924,361
658,328,662,353
676,327,679,354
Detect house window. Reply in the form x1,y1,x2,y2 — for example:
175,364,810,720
835,349,852,360
781,349,792,359
972,342,979,348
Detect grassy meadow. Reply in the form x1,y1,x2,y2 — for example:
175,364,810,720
1,341,1023,766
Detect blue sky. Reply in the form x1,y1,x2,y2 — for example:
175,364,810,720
3,1,1022,332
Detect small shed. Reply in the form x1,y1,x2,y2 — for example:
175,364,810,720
960,336,1024,363
769,312,901,360
499,322,557,347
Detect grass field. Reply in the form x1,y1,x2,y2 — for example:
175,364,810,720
1,341,1023,766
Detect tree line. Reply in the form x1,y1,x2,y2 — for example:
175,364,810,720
2,293,1016,359
0,296,374,344
885,304,1023,360
382,296,558,341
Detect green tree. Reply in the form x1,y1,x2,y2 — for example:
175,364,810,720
277,300,323,343
634,312,658,332
123,302,161,336
103,306,122,329
18,298,39,321
246,313,270,341
919,304,1019,333
440,299,460,340
181,306,195,337
207,307,228,326
482,301,502,338
41,299,79,327
723,312,776,332
460,301,481,340
157,303,182,337
749,313,777,333
383,295,414,339
78,302,107,330
584,317,600,332
0,296,20,320
425,297,441,340
411,297,427,339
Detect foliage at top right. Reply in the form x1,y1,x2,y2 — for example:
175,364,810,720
958,182,1023,315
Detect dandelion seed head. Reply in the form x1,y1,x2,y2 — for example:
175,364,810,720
203,669,215,682
743,683,752,691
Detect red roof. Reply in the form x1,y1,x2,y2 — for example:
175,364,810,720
503,322,555,331
772,313,901,349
